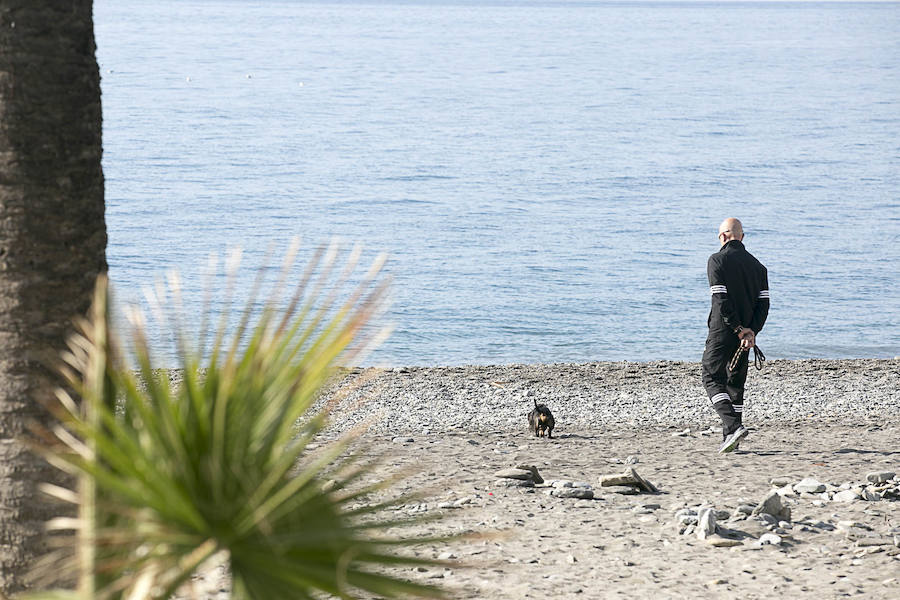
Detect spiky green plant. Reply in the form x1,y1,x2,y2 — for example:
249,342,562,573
27,241,452,600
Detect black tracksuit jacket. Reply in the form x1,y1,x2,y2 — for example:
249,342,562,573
707,240,769,335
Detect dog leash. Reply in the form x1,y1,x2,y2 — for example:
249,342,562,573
729,344,766,372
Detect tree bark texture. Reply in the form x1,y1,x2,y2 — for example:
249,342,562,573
0,1,106,592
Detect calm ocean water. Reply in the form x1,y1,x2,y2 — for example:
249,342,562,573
95,0,900,366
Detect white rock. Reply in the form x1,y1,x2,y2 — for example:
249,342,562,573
696,508,717,540
759,533,783,545
833,489,861,502
794,478,826,494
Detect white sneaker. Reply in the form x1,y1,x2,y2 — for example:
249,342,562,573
718,426,748,454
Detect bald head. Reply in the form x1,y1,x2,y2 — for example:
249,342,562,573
718,218,744,246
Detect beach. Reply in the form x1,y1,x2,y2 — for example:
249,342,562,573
182,358,900,599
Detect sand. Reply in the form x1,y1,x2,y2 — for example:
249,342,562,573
366,425,899,599
178,359,900,599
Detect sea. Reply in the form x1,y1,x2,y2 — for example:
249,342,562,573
94,0,900,366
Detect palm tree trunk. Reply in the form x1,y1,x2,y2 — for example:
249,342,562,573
0,0,106,593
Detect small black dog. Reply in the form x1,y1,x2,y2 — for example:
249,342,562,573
528,399,555,439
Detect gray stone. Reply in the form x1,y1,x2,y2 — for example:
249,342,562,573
866,471,896,484
624,455,639,465
598,468,657,493
494,478,535,488
862,488,879,502
495,468,535,481
515,464,544,484
613,487,640,495
599,473,638,487
752,490,791,522
856,538,894,547
754,513,778,526
794,478,826,494
769,476,794,488
708,537,743,548
549,487,594,500
677,513,698,525
737,503,755,515
627,467,659,493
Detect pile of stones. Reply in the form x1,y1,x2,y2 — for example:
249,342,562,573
493,465,661,500
674,488,794,548
493,465,544,488
770,471,898,504
493,465,596,498
598,467,659,494
543,480,595,499
673,471,900,553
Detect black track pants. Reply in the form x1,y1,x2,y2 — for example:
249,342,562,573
701,330,750,437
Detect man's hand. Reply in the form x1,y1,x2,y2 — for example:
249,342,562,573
738,328,755,350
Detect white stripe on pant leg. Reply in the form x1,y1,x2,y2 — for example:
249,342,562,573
733,405,744,413
710,392,731,404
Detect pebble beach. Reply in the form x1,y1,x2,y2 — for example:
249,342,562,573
323,358,900,434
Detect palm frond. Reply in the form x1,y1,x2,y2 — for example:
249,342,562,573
29,240,459,599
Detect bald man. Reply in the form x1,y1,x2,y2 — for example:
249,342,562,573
702,218,769,453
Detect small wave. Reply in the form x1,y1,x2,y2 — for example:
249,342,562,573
380,174,458,182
